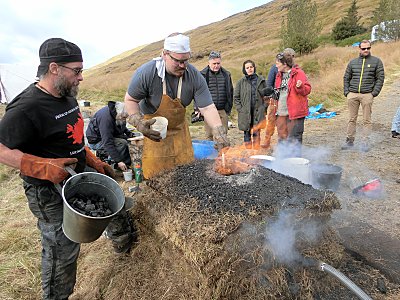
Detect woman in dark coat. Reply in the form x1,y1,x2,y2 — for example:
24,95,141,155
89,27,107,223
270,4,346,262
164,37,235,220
234,60,267,148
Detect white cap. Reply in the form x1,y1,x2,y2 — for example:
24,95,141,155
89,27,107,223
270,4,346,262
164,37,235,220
164,34,191,53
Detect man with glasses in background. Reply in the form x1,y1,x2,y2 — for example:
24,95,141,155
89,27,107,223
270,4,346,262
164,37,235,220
342,39,385,152
124,33,230,178
0,38,136,299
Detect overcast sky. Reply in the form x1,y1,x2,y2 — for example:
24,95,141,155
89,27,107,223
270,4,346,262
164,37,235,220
1,0,271,68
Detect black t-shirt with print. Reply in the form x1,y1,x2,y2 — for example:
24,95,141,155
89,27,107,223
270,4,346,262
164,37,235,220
0,83,86,184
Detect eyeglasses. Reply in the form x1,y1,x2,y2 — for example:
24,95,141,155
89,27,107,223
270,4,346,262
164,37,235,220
167,53,190,65
58,64,84,75
360,47,371,51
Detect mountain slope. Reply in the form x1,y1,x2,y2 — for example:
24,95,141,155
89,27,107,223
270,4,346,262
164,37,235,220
79,0,380,104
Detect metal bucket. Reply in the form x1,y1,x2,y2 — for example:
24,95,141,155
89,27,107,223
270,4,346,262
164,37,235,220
310,163,343,191
62,172,125,243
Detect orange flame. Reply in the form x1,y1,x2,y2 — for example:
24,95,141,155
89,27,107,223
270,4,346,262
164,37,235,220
214,145,261,175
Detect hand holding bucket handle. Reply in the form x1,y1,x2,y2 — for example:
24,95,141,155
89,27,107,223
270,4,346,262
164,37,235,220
20,153,78,184
54,166,78,195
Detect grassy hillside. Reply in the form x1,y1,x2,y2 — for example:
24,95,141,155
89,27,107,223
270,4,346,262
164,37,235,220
79,0,383,109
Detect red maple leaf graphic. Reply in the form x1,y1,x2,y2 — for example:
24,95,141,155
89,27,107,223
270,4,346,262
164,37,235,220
66,113,84,144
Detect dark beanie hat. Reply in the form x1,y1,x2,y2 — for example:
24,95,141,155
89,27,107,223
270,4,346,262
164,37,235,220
37,38,83,77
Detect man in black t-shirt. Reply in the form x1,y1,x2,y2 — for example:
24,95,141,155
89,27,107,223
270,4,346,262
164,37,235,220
0,38,136,299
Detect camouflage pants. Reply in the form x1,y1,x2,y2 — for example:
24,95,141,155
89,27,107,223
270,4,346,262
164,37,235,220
23,177,134,299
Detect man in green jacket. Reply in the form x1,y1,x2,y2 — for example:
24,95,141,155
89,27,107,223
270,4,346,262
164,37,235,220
342,40,385,152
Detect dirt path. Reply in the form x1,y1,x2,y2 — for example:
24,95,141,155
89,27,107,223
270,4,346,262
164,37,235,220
302,77,400,283
302,77,400,238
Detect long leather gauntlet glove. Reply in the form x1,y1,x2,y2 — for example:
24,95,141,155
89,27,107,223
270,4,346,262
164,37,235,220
127,113,161,141
20,154,78,184
85,146,115,178
212,125,230,151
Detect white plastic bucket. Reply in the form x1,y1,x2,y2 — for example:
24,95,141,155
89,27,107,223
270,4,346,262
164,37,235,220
123,169,133,181
151,117,168,139
278,157,310,184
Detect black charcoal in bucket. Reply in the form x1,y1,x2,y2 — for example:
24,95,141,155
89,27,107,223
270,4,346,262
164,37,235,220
311,163,343,192
62,172,125,243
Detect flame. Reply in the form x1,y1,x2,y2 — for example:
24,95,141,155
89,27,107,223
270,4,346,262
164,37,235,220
214,144,262,175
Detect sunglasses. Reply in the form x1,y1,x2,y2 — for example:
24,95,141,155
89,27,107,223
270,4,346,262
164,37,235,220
360,47,371,51
58,64,84,75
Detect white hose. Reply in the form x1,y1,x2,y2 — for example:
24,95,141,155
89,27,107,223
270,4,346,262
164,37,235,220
319,262,373,300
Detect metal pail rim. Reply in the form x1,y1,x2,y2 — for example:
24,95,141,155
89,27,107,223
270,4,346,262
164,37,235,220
62,172,125,219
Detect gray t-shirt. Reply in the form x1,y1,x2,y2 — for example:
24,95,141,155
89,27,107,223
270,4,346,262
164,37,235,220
127,60,213,114
277,71,290,116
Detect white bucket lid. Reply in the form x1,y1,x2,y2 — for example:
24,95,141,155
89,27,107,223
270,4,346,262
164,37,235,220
249,155,276,161
282,157,310,165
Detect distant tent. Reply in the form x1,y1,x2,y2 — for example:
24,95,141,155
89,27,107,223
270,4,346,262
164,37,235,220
0,64,38,104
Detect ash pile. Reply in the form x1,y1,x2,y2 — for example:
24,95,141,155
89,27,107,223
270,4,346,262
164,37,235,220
133,160,379,299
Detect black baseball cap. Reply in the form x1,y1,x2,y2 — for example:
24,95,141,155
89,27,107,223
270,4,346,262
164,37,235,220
37,38,83,77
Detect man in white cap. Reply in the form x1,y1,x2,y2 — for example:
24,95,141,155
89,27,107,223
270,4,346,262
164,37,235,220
125,33,230,178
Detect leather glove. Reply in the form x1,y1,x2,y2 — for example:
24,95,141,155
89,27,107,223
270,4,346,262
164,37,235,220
20,154,78,184
85,146,115,179
127,113,161,142
212,125,230,151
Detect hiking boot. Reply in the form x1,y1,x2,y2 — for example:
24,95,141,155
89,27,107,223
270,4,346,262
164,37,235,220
341,138,354,150
359,142,370,153
112,231,138,254
392,130,399,138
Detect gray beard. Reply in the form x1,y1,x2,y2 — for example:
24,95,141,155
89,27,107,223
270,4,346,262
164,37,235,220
54,75,79,97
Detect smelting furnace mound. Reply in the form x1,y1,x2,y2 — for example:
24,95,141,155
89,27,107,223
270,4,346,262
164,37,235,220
130,160,368,299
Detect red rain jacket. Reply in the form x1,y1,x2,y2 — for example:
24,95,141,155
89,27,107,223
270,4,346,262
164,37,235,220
275,66,311,120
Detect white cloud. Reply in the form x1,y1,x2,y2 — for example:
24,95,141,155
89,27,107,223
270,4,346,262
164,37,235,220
0,0,270,68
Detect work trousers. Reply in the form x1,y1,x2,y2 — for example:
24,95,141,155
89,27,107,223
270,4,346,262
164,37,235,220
89,137,131,166
276,116,305,144
204,109,228,140
346,92,374,141
275,116,304,157
24,182,79,300
23,170,134,299
265,100,277,140
391,106,400,132
288,117,305,144
244,129,261,148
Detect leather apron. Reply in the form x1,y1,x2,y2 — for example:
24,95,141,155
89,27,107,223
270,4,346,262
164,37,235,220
142,78,194,178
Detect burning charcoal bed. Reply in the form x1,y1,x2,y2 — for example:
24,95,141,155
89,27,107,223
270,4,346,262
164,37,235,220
132,160,381,299
146,159,339,217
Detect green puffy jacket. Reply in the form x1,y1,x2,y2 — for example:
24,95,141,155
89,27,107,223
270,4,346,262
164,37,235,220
343,54,384,97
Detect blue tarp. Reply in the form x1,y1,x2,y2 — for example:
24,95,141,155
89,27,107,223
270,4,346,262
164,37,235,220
306,104,337,119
